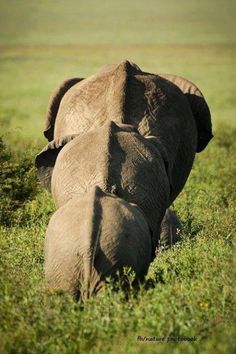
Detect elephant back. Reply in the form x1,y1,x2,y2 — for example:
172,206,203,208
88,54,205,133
51,62,198,204
51,121,170,239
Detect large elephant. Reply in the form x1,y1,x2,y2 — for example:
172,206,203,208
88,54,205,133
36,121,170,250
43,61,213,204
45,186,152,298
36,61,212,297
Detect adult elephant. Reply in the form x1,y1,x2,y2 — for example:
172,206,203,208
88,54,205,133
43,61,213,205
36,121,170,251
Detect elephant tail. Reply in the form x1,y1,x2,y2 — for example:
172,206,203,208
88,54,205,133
44,77,84,141
80,186,105,298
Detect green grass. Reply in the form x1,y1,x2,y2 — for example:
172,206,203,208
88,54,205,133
0,1,236,353
0,0,236,45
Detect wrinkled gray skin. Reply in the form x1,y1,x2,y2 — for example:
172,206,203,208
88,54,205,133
45,187,152,298
36,121,169,249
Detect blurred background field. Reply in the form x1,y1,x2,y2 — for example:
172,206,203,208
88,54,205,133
0,1,235,353
0,0,236,145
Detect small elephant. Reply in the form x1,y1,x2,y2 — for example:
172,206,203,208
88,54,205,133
43,60,213,204
45,186,152,298
36,121,170,249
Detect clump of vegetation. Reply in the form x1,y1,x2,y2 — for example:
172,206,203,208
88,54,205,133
0,138,54,227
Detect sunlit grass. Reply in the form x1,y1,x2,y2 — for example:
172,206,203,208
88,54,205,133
0,0,236,353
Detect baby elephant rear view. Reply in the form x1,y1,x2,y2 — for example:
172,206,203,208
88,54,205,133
45,187,152,298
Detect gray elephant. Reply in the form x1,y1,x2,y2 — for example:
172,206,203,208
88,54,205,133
45,186,152,298
36,121,170,250
36,61,212,297
45,188,180,298
43,60,213,204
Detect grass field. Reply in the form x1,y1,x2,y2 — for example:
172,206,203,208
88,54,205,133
0,1,236,353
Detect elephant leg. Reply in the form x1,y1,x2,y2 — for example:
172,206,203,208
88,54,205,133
159,208,182,248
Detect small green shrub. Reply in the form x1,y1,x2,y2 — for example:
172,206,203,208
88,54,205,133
0,138,54,227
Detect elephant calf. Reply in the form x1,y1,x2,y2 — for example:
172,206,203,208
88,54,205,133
45,187,152,298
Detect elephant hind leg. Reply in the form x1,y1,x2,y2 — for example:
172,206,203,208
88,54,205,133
159,208,182,249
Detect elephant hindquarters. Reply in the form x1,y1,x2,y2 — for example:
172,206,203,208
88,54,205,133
44,186,152,299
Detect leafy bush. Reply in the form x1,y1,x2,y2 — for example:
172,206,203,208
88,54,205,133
0,138,54,227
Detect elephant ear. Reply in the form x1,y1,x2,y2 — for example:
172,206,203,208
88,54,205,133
35,134,78,192
44,77,84,141
159,73,213,152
